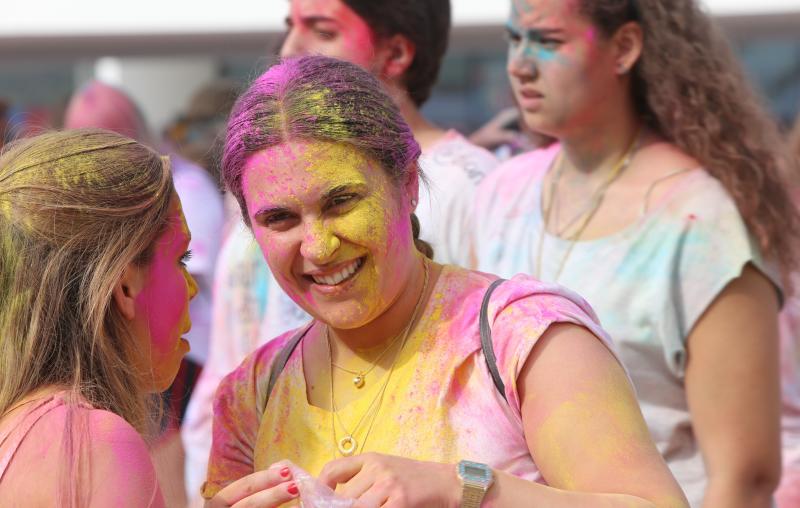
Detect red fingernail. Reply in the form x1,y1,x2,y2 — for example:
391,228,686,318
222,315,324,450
287,483,299,496
279,467,291,478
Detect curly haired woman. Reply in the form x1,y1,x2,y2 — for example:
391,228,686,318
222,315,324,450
472,1,800,507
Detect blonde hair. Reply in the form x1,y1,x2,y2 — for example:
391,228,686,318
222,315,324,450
0,129,173,433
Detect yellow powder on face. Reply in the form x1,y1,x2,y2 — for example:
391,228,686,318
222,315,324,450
243,140,411,328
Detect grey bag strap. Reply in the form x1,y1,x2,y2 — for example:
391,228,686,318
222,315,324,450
480,278,507,402
265,322,315,405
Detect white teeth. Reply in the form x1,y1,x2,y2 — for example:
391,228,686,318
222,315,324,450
311,258,362,286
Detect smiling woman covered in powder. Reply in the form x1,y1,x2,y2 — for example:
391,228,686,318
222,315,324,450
0,129,296,507
200,55,688,507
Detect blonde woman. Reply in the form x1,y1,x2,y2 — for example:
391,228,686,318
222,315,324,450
0,130,298,507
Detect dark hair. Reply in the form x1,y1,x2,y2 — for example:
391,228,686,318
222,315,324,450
342,0,451,107
223,55,433,257
578,0,800,273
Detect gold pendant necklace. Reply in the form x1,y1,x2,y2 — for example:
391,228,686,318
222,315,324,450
327,258,430,456
330,327,406,389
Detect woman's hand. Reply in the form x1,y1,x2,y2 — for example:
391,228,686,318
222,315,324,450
206,465,299,508
319,452,460,508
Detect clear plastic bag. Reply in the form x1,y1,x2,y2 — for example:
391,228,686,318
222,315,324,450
275,460,360,508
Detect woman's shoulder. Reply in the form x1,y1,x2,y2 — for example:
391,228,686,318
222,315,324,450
31,402,153,465
647,168,751,242
2,399,163,507
226,322,314,380
473,144,560,225
636,141,735,218
440,266,603,333
215,321,315,414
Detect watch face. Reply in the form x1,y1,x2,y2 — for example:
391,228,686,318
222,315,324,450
459,460,492,482
464,465,485,477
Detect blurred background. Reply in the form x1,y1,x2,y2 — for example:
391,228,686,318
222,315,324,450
2,1,799,145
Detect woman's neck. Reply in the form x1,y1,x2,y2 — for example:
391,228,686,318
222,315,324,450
328,255,435,354
558,102,641,183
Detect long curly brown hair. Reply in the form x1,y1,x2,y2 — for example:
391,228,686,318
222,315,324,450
582,0,800,273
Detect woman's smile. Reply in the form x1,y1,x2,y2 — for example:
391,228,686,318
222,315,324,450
301,255,367,294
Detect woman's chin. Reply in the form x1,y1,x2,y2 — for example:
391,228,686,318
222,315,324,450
312,305,376,330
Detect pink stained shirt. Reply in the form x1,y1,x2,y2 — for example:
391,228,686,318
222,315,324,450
202,265,621,498
0,391,164,507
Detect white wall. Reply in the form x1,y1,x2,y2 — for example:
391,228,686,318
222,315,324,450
73,57,218,133
3,0,799,37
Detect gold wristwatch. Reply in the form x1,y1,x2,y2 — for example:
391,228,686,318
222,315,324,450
457,460,494,508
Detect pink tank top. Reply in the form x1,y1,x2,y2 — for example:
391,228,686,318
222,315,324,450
0,392,86,482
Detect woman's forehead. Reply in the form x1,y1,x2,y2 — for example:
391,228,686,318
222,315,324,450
242,141,383,198
512,0,579,25
160,196,191,246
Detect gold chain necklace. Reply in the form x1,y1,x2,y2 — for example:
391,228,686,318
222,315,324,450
330,327,406,389
327,259,430,457
534,129,641,281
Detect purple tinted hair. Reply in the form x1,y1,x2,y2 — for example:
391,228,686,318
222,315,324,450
222,55,432,257
223,55,422,221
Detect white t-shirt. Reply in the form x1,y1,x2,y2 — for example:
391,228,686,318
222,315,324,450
180,133,497,501
416,130,499,265
472,145,783,507
171,154,224,365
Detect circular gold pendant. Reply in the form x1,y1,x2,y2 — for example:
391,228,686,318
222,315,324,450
353,374,365,388
338,435,357,456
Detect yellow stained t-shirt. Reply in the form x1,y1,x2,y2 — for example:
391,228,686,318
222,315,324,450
203,266,616,499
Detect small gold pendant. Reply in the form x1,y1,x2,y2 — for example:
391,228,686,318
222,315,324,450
338,435,357,456
352,374,365,389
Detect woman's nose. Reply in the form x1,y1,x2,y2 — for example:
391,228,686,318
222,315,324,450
299,220,341,264
186,272,199,300
508,42,540,80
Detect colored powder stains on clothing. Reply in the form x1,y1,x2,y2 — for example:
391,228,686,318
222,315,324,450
202,265,621,498
472,145,781,506
181,133,496,495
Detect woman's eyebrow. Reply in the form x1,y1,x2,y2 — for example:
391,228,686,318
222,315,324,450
254,205,290,219
513,27,565,39
322,183,365,200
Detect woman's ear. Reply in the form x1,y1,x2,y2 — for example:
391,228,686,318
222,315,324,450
112,263,144,321
403,163,420,212
612,21,644,75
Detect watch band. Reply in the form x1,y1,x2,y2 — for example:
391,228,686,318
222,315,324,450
461,483,488,508
458,460,493,508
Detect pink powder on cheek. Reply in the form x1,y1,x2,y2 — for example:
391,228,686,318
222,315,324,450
131,207,192,389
